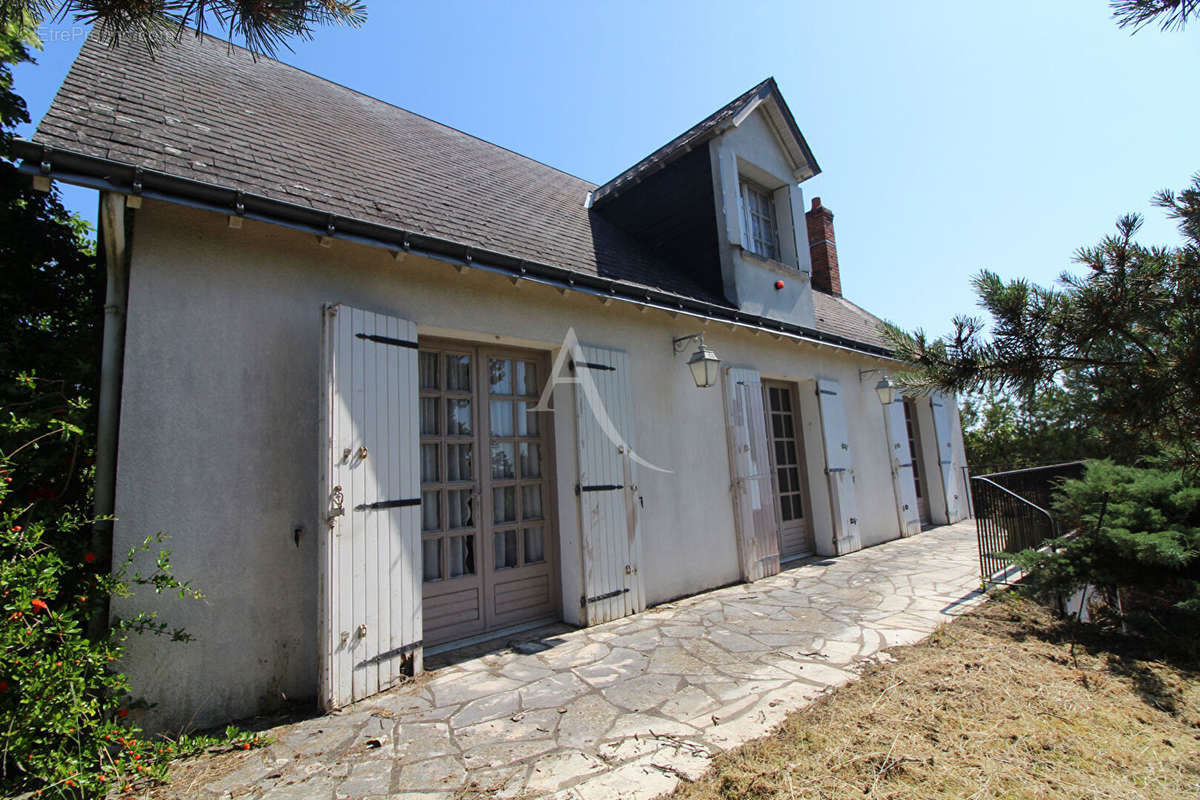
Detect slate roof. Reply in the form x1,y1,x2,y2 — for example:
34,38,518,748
29,30,889,353
589,77,818,207
812,293,889,350
35,30,725,304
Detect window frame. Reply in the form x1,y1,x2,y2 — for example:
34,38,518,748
739,178,782,262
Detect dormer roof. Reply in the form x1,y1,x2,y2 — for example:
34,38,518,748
589,77,820,207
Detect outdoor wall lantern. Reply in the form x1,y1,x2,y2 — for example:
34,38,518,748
859,368,898,406
673,333,721,388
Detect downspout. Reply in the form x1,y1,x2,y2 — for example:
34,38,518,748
93,191,132,604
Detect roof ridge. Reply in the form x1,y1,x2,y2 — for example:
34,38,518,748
123,26,599,187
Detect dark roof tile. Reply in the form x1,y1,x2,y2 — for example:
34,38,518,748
811,292,889,350
34,30,889,353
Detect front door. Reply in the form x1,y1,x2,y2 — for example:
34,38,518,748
903,398,932,525
762,381,814,559
419,342,559,646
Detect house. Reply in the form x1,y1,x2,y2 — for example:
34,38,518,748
17,32,970,731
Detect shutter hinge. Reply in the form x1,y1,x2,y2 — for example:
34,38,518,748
355,639,423,668
569,359,616,372
355,332,418,349
355,498,421,510
575,483,624,495
581,587,630,607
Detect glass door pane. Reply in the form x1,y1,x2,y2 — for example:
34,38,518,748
484,356,551,572
420,346,479,584
765,381,812,558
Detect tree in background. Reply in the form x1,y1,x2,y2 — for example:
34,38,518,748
0,17,268,799
959,380,1110,475
886,176,1200,476
0,19,97,516
890,179,1200,628
0,0,366,55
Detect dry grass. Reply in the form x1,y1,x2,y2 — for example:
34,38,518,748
668,594,1200,800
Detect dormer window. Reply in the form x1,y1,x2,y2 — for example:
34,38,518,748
740,179,781,261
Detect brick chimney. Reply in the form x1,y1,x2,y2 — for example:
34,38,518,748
805,197,842,296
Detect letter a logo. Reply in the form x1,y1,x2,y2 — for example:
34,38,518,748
535,328,671,474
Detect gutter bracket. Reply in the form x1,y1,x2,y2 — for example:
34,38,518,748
31,146,53,192
7,142,893,360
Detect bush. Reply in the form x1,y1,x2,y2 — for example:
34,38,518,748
0,24,266,797
1012,460,1200,619
0,378,264,798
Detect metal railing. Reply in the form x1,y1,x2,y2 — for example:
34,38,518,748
978,461,1086,509
972,462,1086,586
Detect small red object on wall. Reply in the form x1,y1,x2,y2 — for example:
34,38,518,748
775,280,785,290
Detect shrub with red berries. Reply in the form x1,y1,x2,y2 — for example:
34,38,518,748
1,380,267,799
0,26,267,798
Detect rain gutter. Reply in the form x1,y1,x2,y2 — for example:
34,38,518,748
13,141,895,362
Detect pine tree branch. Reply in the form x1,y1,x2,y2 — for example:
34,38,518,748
1112,0,1199,33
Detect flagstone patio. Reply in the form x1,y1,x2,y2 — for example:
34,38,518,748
191,521,983,800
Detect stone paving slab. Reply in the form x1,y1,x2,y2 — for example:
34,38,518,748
190,522,983,799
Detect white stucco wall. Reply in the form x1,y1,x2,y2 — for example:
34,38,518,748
112,199,954,731
709,109,817,330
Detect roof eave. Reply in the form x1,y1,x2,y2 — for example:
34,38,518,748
15,141,891,360
762,78,821,181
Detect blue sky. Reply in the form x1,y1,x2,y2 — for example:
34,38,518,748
11,0,1199,336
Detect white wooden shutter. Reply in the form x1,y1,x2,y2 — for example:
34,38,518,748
722,367,782,581
884,397,922,536
816,378,862,554
737,184,751,250
574,344,645,625
718,146,745,249
930,392,963,522
319,303,421,711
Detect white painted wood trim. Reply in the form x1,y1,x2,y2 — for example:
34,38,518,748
574,344,644,625
722,366,782,581
320,303,421,710
930,392,964,522
815,378,862,554
884,397,922,536
717,144,744,250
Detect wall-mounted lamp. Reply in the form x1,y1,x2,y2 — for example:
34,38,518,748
859,368,898,406
673,333,721,388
